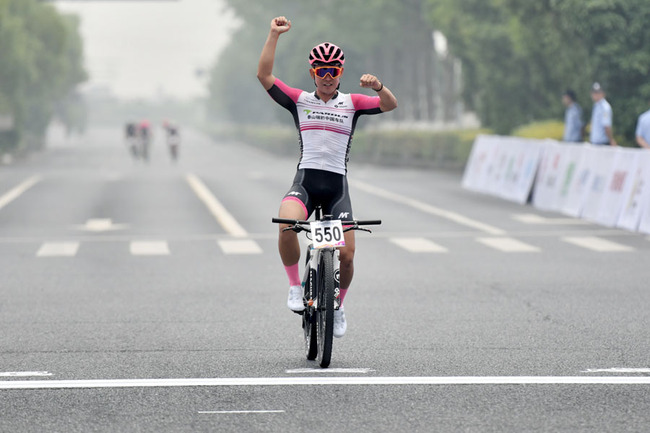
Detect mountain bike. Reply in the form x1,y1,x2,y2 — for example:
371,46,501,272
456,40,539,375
272,206,381,368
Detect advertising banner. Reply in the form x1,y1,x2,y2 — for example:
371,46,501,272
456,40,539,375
594,148,641,227
532,140,582,212
462,135,544,204
560,145,598,218
618,151,650,232
580,146,619,222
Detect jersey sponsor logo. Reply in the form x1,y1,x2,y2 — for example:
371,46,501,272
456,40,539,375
338,212,350,219
303,109,312,115
287,191,302,196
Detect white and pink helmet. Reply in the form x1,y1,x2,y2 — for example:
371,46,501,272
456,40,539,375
309,42,345,66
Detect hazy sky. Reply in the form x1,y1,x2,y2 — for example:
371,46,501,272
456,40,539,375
54,0,239,100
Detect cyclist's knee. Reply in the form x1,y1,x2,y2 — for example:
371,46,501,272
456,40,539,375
339,247,355,266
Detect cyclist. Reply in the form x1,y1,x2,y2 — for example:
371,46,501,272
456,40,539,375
257,16,397,338
138,119,151,162
163,120,180,162
125,122,138,159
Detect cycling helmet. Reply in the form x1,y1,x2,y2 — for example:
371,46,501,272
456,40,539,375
309,42,345,66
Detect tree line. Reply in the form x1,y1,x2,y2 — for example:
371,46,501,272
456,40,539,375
0,0,86,154
208,0,650,143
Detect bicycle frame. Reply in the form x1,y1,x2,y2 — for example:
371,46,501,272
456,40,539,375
272,206,381,367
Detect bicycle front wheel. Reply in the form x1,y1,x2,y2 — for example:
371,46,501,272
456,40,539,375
316,249,335,368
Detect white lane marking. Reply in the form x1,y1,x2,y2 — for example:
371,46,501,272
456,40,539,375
350,180,506,235
36,242,80,257
0,371,53,377
186,173,247,237
72,218,129,232
4,376,650,389
0,175,41,211
562,236,633,252
286,368,375,374
512,213,588,225
218,239,262,255
129,241,170,256
390,237,448,253
476,237,540,252
583,368,650,374
198,410,285,414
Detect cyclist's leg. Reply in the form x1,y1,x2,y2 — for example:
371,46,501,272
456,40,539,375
278,198,306,267
326,174,355,302
278,174,311,283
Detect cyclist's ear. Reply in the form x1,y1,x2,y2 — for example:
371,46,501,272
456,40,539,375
309,68,315,79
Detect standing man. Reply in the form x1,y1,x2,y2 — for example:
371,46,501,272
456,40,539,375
562,89,583,142
589,82,617,146
635,101,650,149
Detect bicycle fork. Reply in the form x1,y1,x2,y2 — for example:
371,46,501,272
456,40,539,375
302,247,341,310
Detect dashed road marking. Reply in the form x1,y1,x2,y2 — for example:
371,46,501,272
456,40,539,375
582,368,650,374
562,236,634,252
218,239,262,255
0,371,53,377
390,237,448,253
512,213,588,225
36,242,80,257
129,241,170,256
286,368,375,374
476,237,540,252
198,410,285,414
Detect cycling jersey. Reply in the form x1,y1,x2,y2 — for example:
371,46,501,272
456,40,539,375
267,78,382,175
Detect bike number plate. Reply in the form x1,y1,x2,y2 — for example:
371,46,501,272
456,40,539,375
311,220,345,249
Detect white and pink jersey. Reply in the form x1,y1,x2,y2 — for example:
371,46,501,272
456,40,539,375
267,78,382,175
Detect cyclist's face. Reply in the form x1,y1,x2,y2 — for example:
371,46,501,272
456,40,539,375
310,66,342,97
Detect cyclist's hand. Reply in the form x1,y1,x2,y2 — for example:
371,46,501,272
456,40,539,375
271,16,291,34
360,74,382,91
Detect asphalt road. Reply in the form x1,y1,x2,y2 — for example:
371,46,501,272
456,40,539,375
1,125,649,432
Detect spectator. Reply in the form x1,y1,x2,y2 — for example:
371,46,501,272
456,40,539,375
562,89,584,142
635,101,650,149
589,82,617,146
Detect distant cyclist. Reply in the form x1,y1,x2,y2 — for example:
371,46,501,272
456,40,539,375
138,119,151,162
257,16,397,337
125,122,138,159
163,120,180,162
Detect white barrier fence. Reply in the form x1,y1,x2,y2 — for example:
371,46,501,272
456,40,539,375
462,135,650,234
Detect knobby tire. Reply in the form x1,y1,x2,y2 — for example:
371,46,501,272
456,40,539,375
317,249,335,368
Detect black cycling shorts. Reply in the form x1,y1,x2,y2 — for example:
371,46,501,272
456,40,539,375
282,169,353,221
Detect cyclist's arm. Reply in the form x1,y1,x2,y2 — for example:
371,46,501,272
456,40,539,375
359,74,397,112
376,85,398,112
257,16,291,90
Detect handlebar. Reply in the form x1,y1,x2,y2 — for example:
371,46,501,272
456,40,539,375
272,218,382,226
271,217,381,234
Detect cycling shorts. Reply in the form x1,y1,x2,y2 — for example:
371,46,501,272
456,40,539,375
282,169,353,221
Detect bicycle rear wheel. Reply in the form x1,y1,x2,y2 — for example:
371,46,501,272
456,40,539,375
316,249,335,368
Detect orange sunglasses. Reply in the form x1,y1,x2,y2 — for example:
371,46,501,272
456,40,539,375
313,66,343,79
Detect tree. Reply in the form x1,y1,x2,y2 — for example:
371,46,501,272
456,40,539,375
0,0,86,152
424,0,650,140
207,0,457,125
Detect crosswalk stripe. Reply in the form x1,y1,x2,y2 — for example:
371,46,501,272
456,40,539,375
218,239,263,254
561,236,633,252
476,237,540,252
390,237,448,253
129,241,170,256
36,242,79,257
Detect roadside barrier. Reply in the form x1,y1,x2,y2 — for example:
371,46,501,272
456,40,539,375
462,135,650,234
